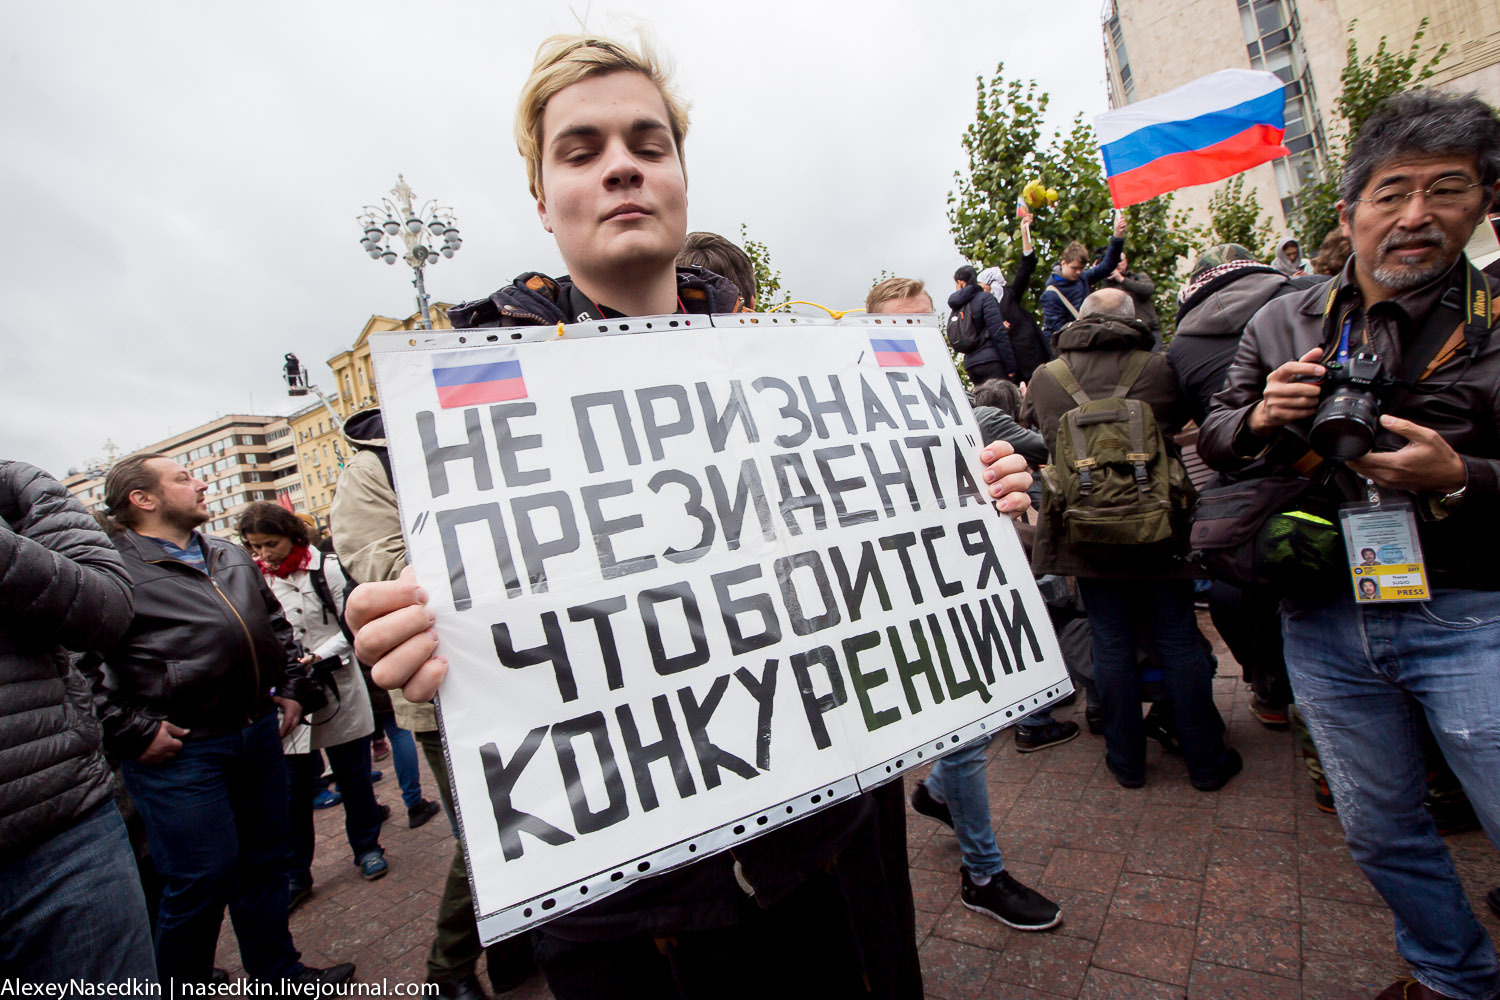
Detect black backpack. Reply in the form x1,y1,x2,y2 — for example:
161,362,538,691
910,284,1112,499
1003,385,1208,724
946,301,983,353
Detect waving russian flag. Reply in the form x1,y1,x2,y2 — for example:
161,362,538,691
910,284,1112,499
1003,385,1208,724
1095,69,1290,208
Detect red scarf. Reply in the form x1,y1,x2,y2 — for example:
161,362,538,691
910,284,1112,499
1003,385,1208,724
260,543,313,579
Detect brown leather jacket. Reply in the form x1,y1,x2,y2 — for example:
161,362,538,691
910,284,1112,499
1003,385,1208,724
1024,315,1192,579
1198,256,1500,592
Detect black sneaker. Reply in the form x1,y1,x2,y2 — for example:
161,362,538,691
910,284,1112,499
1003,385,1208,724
960,868,1061,931
409,799,443,829
909,781,953,830
291,963,356,985
1014,720,1080,753
1192,747,1243,792
1488,886,1500,920
1085,707,1104,735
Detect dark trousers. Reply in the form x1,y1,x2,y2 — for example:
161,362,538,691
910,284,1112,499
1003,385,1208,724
533,805,921,1000
1077,578,1230,786
414,730,531,985
1208,580,1292,707
121,713,302,983
963,359,1015,385
285,737,382,886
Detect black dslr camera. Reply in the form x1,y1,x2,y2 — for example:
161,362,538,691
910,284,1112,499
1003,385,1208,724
1305,351,1391,461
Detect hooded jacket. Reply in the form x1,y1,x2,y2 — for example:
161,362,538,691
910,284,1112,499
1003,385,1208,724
1,461,133,854
1168,265,1324,425
1272,235,1308,277
947,281,1018,379
1024,316,1191,579
1041,237,1123,338
334,269,909,947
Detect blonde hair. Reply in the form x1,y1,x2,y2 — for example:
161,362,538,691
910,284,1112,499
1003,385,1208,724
866,277,931,314
515,32,691,202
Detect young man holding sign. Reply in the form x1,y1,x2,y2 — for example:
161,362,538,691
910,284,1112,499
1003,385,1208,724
344,33,1034,999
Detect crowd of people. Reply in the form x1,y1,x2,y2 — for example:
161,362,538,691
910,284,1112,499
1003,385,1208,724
4,28,1500,1000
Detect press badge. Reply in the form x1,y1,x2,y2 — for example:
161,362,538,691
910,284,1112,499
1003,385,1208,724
1340,500,1430,603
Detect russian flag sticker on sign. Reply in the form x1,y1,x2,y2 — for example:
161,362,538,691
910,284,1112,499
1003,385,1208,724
871,337,922,367
432,351,527,408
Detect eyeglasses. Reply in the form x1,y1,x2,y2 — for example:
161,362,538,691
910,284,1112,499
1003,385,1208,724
1355,180,1483,215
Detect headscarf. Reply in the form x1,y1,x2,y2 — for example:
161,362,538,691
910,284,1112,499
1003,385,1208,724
977,266,1006,307
1179,244,1263,302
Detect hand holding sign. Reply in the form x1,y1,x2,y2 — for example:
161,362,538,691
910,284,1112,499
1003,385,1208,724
348,566,447,703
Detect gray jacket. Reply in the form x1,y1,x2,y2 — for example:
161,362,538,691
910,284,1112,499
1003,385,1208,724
0,461,134,853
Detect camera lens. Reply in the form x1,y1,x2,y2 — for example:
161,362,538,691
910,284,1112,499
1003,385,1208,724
1309,389,1379,461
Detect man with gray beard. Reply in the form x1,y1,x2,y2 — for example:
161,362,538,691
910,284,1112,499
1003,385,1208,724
1198,91,1500,1000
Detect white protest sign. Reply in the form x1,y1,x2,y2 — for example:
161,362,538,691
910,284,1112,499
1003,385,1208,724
371,312,1070,943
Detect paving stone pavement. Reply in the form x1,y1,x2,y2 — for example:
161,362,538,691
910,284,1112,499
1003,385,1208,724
215,613,1500,998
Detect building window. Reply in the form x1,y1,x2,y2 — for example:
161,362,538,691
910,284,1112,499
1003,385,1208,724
1237,0,1327,212
1105,8,1136,105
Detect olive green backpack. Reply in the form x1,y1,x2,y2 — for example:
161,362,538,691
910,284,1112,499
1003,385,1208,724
1038,353,1194,546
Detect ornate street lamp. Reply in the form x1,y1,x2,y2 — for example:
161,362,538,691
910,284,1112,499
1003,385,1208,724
357,174,461,330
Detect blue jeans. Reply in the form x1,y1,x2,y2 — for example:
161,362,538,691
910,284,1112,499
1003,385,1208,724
0,800,157,984
923,736,1004,878
1016,709,1055,731
122,713,304,984
287,737,383,885
1076,578,1229,785
1283,589,1500,1000
379,716,424,809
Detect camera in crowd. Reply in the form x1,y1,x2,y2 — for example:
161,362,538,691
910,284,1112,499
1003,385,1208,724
1305,351,1390,462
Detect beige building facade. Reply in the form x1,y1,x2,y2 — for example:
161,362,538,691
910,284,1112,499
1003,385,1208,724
1102,0,1499,237
63,413,299,539
297,304,452,527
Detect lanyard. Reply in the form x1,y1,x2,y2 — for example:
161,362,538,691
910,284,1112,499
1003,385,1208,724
1336,313,1353,366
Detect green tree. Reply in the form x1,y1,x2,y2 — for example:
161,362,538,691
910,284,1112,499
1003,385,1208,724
1204,175,1276,259
949,67,1199,333
1291,19,1447,250
738,223,789,311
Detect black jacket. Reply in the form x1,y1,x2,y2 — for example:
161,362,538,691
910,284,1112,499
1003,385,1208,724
1,462,133,854
947,282,1018,379
1097,271,1161,343
443,270,910,957
995,253,1052,381
77,530,316,759
449,266,741,328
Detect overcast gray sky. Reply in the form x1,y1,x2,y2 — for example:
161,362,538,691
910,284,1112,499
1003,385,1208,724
1,0,1109,477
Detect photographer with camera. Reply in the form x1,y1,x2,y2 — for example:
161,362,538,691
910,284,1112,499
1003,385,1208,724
1198,91,1500,1000
238,502,392,905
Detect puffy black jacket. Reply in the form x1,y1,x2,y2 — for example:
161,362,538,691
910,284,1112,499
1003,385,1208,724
947,282,1018,379
77,530,316,760
0,462,133,854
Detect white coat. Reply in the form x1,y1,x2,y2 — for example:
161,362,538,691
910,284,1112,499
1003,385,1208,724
267,548,375,754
